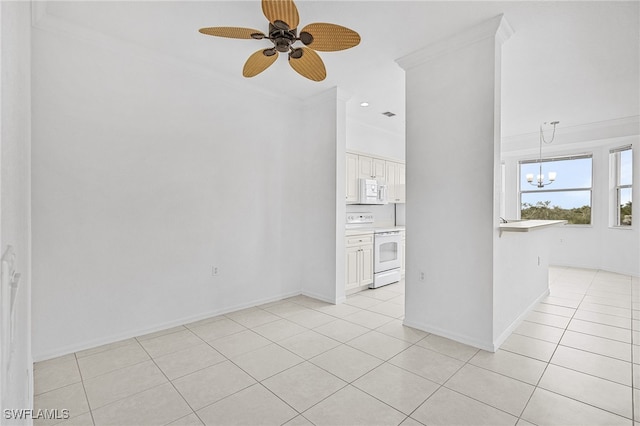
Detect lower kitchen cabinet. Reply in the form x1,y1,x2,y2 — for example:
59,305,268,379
345,234,374,293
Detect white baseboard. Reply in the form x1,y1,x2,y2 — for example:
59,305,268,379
403,288,551,353
401,318,494,352
33,289,302,362
301,289,338,304
552,262,639,278
492,288,550,351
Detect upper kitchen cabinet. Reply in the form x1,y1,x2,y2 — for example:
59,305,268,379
346,152,359,203
358,155,386,180
346,152,405,204
386,161,406,203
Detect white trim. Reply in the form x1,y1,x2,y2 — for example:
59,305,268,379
503,116,640,155
33,289,301,362
396,14,513,71
492,289,550,351
30,8,300,110
401,319,494,353
301,289,338,305
552,262,640,279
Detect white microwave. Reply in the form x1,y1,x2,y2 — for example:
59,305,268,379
359,178,387,205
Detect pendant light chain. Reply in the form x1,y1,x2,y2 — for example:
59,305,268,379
527,121,560,188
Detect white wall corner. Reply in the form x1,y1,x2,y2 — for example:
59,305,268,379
30,0,47,27
336,87,353,104
495,15,514,46
302,86,352,109
395,14,513,71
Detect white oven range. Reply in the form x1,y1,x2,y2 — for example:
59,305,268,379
372,228,402,288
345,213,402,289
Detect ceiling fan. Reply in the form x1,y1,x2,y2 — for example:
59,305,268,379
198,0,360,82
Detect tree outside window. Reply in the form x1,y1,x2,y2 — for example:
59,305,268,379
519,155,593,225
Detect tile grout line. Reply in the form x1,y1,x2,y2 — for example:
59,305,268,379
73,352,97,426
516,269,594,423
134,334,209,426
35,271,637,425
525,269,636,422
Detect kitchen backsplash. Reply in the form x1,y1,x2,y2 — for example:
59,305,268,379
346,204,396,228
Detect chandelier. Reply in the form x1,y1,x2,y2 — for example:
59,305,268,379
526,121,560,188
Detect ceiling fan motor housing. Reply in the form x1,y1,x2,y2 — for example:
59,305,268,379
269,23,297,52
199,0,361,81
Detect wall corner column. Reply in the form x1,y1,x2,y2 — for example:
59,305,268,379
396,15,513,350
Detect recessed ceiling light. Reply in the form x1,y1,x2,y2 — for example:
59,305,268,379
360,102,369,107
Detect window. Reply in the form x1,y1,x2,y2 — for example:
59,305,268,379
610,145,632,227
519,155,593,225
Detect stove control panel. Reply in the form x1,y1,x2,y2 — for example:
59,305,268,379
346,213,374,225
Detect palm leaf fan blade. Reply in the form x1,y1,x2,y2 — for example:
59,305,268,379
199,27,265,39
243,49,278,77
262,0,299,29
300,23,360,51
289,47,326,81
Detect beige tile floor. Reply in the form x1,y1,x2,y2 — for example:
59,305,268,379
34,267,639,426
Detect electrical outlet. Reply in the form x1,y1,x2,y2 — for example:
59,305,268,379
212,266,219,276
419,271,425,282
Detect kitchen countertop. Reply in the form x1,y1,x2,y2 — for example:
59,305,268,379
499,220,567,232
345,226,405,236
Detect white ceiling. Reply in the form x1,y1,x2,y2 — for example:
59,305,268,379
42,1,639,139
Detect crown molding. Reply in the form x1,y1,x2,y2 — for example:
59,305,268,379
347,115,405,139
30,6,303,110
396,14,513,71
301,86,353,110
502,116,640,154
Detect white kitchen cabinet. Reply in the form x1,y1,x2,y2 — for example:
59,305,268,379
345,233,374,293
345,152,359,203
358,155,386,180
385,161,406,203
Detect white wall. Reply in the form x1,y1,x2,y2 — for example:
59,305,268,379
502,130,640,276
493,228,553,347
398,16,511,350
298,88,348,304
346,118,405,161
31,23,311,360
0,0,33,418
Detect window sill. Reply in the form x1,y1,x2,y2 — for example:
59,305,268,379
609,226,634,231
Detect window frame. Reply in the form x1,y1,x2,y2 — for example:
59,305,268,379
518,153,594,226
609,145,633,228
